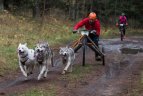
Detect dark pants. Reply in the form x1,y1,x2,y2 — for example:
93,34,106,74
88,33,99,57
88,33,99,44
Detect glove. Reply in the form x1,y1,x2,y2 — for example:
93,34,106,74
116,23,119,27
90,30,96,33
72,30,77,34
90,30,96,35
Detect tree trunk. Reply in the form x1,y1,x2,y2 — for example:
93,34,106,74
33,0,40,18
0,0,4,11
72,0,76,20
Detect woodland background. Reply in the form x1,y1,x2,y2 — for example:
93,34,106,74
0,0,142,28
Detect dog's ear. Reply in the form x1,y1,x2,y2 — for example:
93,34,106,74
46,42,49,46
24,43,27,46
66,46,69,48
36,44,39,47
60,47,64,50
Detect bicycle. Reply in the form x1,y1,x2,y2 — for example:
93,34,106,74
71,30,105,66
119,24,126,41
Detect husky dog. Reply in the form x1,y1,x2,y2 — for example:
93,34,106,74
17,43,35,78
59,46,75,74
34,41,53,80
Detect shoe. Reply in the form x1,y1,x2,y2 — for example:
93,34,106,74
96,56,102,61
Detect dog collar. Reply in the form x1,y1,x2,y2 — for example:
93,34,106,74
20,54,29,65
20,59,28,65
20,53,28,58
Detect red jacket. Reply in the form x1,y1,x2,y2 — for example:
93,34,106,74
119,16,127,24
73,18,101,36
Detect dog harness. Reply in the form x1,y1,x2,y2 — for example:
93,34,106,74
36,52,44,65
20,53,29,65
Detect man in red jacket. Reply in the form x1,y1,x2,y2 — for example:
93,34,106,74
73,12,101,60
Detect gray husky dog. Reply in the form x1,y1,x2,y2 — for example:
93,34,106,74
34,41,53,80
59,46,75,74
17,43,35,78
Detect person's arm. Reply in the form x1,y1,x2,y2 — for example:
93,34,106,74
73,18,88,30
125,16,128,25
95,20,100,36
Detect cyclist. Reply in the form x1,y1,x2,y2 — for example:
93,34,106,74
116,13,128,38
73,12,101,60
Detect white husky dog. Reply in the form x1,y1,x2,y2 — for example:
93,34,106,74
17,43,35,78
34,41,53,80
59,46,75,74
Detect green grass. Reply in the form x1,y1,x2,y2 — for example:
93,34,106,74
69,64,94,79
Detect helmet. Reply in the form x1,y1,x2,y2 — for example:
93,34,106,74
121,13,125,16
89,12,96,20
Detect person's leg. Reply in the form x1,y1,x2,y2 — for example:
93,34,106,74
95,41,102,61
93,36,102,61
123,26,126,38
123,26,126,36
89,34,101,60
94,41,99,57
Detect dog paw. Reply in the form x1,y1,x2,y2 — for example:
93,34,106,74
38,76,41,80
44,75,47,78
23,73,28,77
44,74,47,78
62,70,66,75
43,76,46,78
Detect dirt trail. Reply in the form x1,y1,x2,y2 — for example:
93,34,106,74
67,53,143,96
0,37,143,96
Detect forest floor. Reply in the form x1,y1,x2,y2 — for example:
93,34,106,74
0,36,143,96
